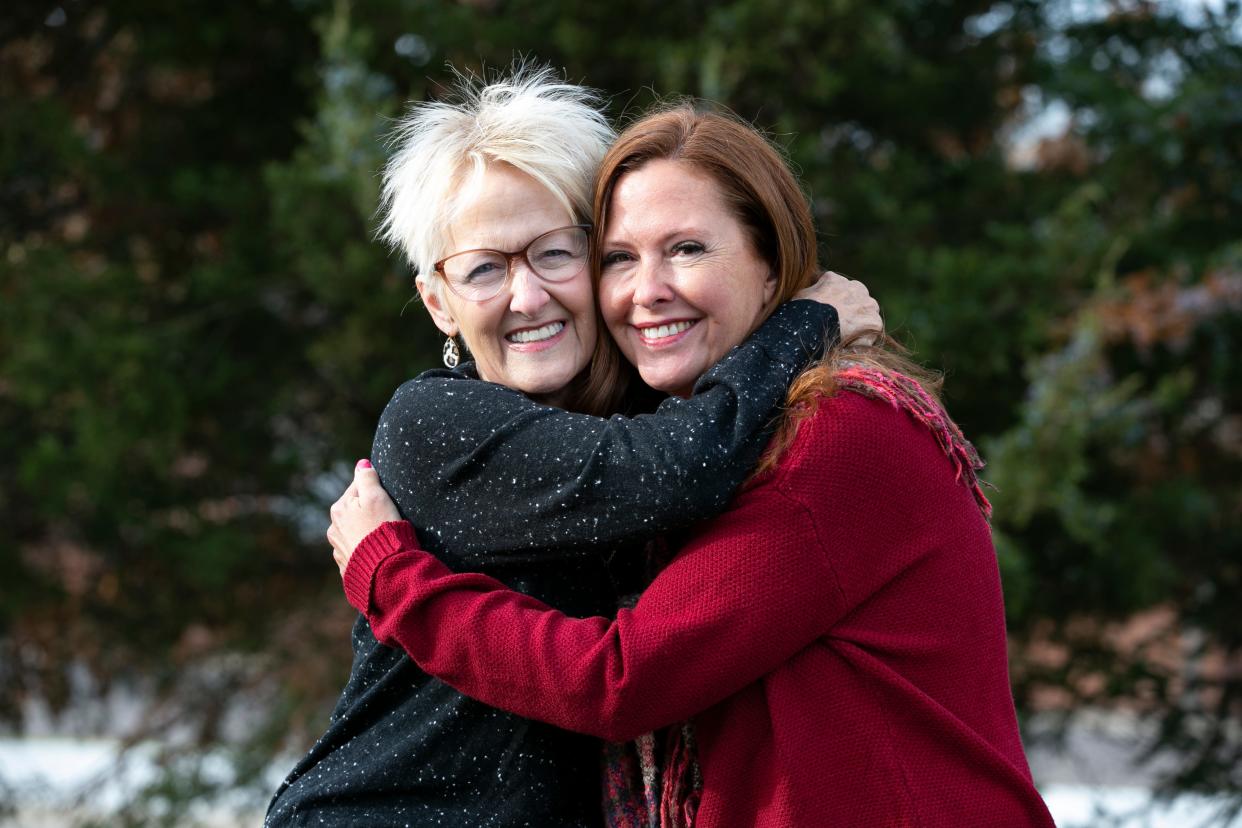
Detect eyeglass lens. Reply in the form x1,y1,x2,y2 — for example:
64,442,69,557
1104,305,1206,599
441,226,588,300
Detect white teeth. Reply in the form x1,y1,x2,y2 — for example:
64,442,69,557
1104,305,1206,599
506,321,564,344
638,320,695,340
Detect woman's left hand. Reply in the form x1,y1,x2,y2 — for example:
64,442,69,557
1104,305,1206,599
797,271,882,346
328,460,402,578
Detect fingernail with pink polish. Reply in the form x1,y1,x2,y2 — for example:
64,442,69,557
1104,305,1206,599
358,459,372,469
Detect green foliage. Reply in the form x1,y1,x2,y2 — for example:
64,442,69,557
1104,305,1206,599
2,0,1240,819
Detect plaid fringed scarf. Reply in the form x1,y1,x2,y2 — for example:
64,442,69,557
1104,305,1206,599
603,724,701,828
601,368,990,827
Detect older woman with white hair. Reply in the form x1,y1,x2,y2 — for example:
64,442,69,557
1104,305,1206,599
264,68,877,826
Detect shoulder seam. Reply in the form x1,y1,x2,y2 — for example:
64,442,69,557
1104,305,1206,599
769,482,849,629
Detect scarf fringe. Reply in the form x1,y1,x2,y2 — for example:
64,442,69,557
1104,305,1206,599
835,365,992,521
603,724,700,828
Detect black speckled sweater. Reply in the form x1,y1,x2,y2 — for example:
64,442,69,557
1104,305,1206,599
265,300,838,827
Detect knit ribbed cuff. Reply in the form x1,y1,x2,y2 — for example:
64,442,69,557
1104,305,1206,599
343,521,420,614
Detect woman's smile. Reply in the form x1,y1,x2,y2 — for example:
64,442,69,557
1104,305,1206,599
504,319,567,349
632,318,700,347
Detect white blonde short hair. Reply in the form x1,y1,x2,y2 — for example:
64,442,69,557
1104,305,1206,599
378,65,615,294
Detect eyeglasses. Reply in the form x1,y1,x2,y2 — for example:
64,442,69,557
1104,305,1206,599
433,224,592,302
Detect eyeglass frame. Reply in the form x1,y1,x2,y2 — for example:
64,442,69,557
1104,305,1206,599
431,223,594,302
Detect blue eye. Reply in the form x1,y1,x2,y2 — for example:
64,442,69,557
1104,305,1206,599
464,261,502,282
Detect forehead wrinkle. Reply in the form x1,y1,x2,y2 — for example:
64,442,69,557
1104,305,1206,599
603,162,726,249
603,221,716,251
603,190,703,248
448,173,572,252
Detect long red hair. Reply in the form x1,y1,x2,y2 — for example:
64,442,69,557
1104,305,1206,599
576,102,940,470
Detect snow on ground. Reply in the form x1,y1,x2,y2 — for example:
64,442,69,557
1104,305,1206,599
0,737,281,827
2,719,1240,827
1043,785,1241,827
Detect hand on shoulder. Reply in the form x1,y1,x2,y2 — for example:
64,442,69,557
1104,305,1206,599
327,459,403,578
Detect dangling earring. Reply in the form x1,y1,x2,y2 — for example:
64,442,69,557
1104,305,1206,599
442,336,460,369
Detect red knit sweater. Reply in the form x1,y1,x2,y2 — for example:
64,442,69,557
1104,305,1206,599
344,392,1055,827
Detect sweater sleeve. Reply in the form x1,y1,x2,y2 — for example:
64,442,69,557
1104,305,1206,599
343,393,989,741
344,476,843,742
372,300,837,557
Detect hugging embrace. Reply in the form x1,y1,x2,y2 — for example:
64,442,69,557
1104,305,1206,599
265,65,1056,828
